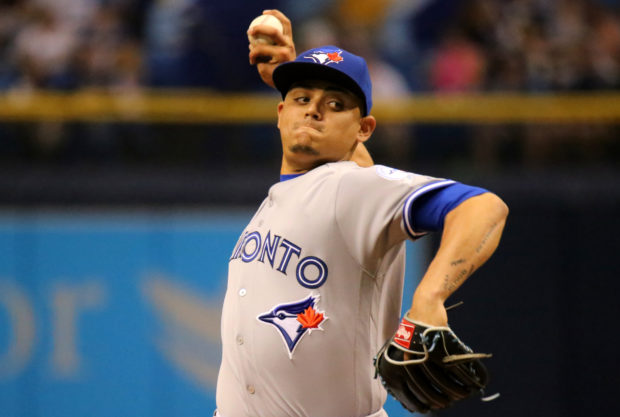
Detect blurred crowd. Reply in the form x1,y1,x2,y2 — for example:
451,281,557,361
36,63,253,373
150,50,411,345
0,0,619,93
0,0,143,91
0,0,618,178
423,0,620,92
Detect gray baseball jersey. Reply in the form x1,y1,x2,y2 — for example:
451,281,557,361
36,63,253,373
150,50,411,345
216,161,454,417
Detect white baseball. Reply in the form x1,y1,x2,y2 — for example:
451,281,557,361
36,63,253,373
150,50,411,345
248,14,284,45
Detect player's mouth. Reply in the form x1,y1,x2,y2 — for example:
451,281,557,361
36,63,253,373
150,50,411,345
294,121,323,132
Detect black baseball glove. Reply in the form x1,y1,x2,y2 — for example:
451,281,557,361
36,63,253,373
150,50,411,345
374,316,495,414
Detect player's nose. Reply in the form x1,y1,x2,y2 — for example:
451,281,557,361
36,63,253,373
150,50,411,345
305,101,322,120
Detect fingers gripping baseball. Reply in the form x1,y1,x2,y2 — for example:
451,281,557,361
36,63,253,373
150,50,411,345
248,10,296,88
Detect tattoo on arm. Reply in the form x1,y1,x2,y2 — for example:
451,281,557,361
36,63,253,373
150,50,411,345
442,220,500,294
476,222,499,254
450,258,466,266
444,264,475,293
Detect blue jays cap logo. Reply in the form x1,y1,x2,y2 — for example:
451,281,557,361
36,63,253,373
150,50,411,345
272,45,373,115
257,294,327,358
304,49,344,65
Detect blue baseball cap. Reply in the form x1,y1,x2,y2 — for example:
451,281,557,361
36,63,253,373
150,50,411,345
272,46,373,116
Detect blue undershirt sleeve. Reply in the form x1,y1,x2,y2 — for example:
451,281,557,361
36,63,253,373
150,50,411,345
410,183,488,233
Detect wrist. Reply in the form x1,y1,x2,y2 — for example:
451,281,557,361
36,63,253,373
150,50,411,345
407,288,449,327
412,285,448,307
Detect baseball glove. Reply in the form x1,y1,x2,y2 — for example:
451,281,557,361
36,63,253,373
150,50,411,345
374,315,494,413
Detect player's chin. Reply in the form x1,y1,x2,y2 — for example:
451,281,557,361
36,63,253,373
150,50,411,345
285,148,328,171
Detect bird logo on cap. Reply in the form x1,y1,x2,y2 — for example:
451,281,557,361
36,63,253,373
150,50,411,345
304,49,344,65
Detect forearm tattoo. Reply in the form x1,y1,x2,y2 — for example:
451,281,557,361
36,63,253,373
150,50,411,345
450,258,466,266
476,222,499,254
442,221,500,293
444,264,474,293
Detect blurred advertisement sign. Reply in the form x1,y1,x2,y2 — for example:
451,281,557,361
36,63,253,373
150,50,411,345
0,211,244,417
0,211,423,417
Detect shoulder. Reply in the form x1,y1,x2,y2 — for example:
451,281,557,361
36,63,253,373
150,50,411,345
296,162,446,192
337,163,445,189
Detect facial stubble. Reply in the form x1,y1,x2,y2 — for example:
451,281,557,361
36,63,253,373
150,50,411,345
289,144,320,155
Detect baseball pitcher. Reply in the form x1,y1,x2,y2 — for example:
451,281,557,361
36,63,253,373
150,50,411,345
215,10,508,417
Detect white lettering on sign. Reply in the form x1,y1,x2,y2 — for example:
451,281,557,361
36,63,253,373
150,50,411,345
49,280,106,377
0,278,106,380
0,280,35,379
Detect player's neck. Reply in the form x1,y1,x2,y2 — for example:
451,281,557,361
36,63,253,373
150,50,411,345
280,160,309,175
280,151,356,175
280,156,318,175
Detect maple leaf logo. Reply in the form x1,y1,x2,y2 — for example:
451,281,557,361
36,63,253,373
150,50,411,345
297,306,324,328
258,294,328,358
326,51,343,63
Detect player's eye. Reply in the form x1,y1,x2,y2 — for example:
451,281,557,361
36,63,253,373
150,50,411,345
328,100,344,111
294,96,310,104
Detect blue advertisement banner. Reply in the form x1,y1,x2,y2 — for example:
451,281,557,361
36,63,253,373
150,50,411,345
0,211,424,417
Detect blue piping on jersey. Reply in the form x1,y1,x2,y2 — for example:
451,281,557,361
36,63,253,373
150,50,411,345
402,180,456,240
412,184,488,232
280,173,304,182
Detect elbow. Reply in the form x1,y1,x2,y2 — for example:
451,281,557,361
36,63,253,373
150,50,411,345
445,192,509,228
465,192,508,224
487,193,509,224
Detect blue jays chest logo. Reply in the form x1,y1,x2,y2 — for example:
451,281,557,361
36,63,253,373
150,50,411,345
257,294,327,359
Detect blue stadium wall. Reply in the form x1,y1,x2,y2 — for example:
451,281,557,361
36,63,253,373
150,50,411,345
0,210,425,417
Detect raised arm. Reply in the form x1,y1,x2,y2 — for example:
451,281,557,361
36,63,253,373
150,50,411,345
247,9,374,166
406,192,509,326
248,9,296,88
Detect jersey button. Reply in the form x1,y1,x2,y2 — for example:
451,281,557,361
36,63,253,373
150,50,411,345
239,288,247,296
246,384,255,394
236,335,244,345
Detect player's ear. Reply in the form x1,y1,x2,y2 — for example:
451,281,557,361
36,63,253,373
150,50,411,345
276,101,284,129
357,115,376,143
